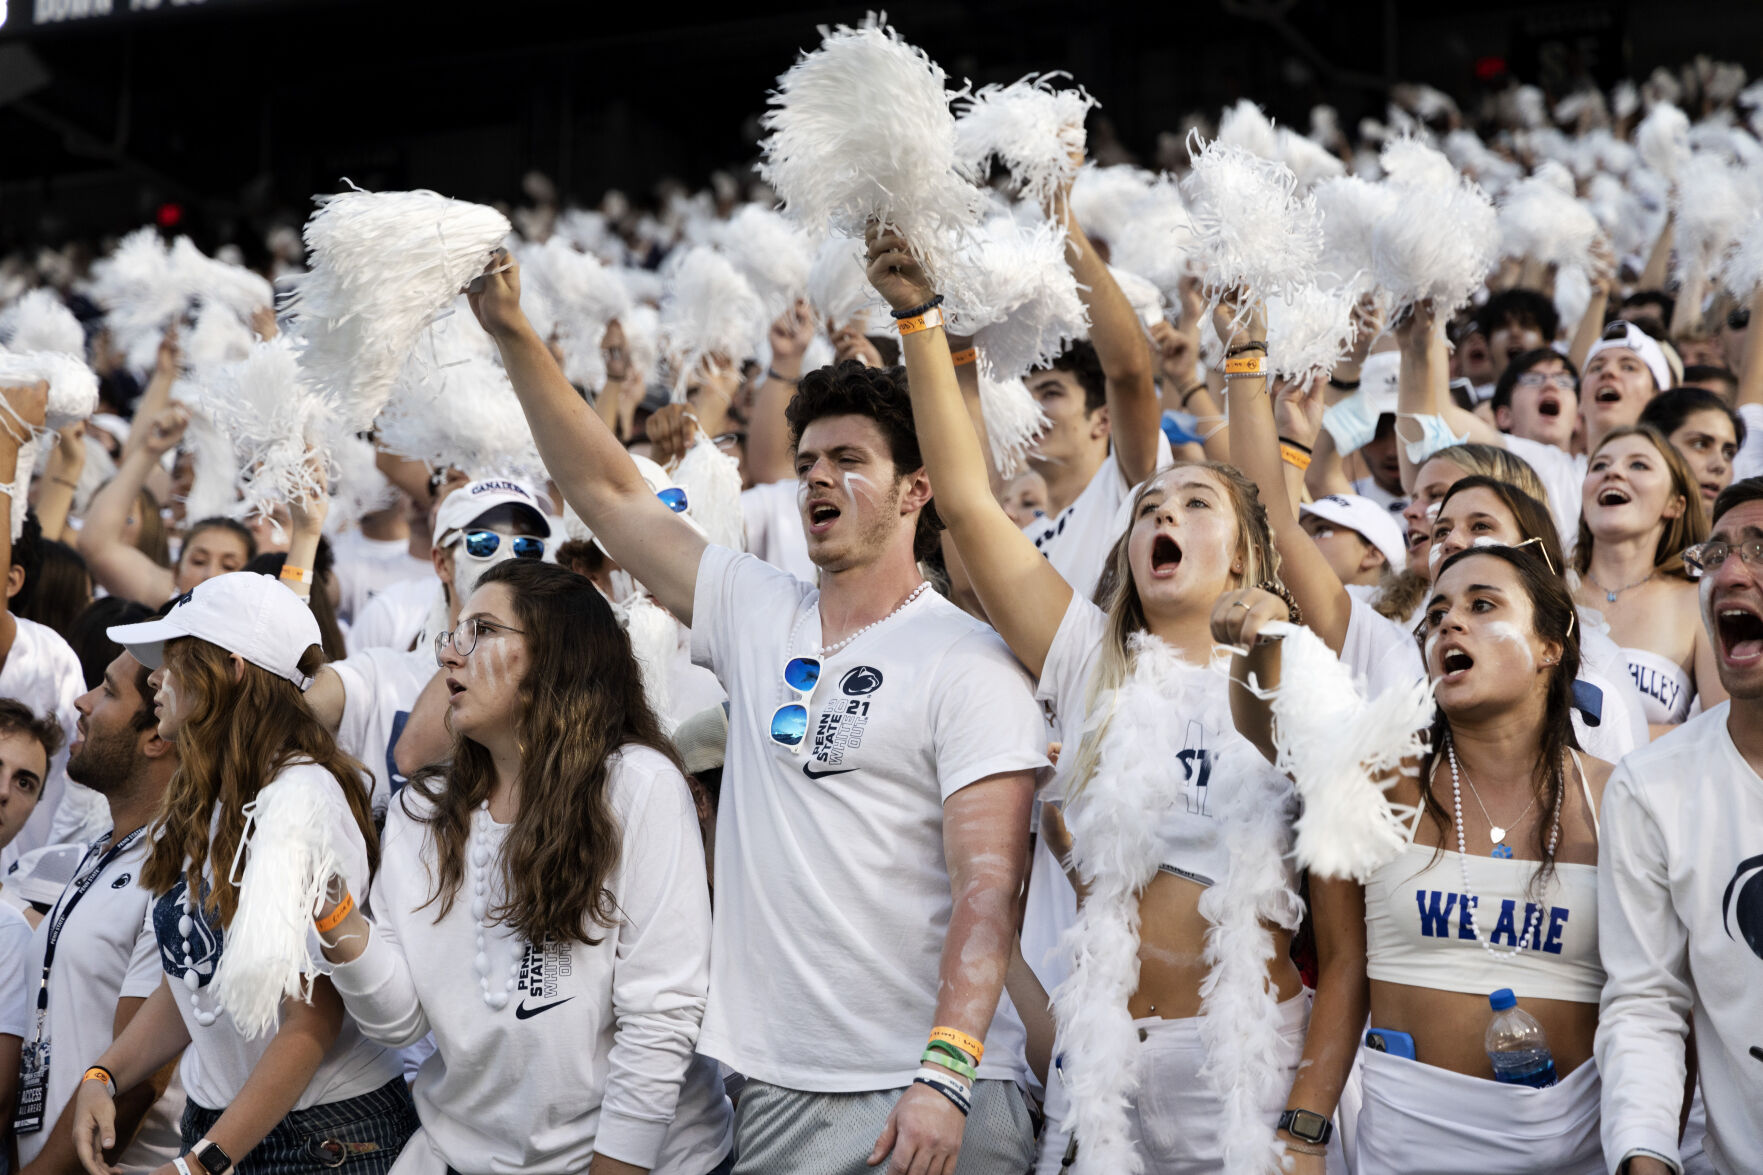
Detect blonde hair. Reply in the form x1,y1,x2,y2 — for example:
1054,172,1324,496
1425,443,1551,510
1573,423,1708,580
1065,461,1281,800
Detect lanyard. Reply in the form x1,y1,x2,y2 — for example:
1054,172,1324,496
33,826,148,1028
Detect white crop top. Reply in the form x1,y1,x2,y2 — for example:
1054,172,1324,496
1362,754,1604,1004
1623,646,1693,726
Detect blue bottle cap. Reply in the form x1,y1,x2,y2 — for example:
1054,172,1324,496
1489,988,1517,1010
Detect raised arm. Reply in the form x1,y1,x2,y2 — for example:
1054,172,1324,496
1393,302,1497,494
746,300,817,485
76,406,185,606
468,254,706,624
0,380,49,664
865,228,1073,677
35,422,87,544
1568,238,1616,370
119,329,180,461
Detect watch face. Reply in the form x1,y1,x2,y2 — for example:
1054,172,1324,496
193,1143,230,1175
1290,1109,1329,1142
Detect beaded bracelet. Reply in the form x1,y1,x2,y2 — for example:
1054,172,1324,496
1226,340,1268,357
890,294,944,320
1256,580,1304,625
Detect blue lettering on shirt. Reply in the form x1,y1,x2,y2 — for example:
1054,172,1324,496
1627,662,1683,715
1411,889,1569,953
1489,899,1520,946
1544,905,1569,954
1417,890,1459,937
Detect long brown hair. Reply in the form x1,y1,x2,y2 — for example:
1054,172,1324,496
140,638,377,927
405,558,681,947
1574,423,1708,579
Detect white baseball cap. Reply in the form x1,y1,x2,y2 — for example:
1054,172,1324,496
1586,321,1673,393
107,571,323,690
1301,493,1408,570
433,477,553,548
561,454,702,548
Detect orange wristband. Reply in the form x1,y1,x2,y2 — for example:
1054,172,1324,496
928,1026,985,1063
1280,444,1313,472
949,347,978,366
82,1067,117,1097
279,564,311,585
314,891,355,934
1223,355,1267,377
896,307,945,336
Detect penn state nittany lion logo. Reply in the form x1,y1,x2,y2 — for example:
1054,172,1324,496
152,878,223,989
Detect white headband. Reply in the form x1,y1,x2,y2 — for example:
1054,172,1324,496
1586,322,1672,393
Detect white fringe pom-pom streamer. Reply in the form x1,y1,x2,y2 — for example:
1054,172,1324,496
168,380,241,523
1635,102,1691,181
85,228,187,373
1496,169,1602,269
168,236,275,325
759,16,984,290
671,433,745,552
1259,621,1433,881
1109,266,1165,330
806,236,879,331
1722,211,1763,301
325,432,399,531
1106,177,1194,301
1067,163,1156,248
1371,138,1499,313
1672,153,1758,289
197,338,328,521
1217,99,1280,159
0,289,85,356
714,204,815,322
1313,175,1397,300
953,72,1096,209
1181,132,1323,313
1266,284,1357,386
518,236,629,392
976,370,1047,476
614,591,679,732
1276,127,1347,192
287,187,512,432
944,215,1089,381
212,771,350,1039
183,302,256,372
658,247,767,394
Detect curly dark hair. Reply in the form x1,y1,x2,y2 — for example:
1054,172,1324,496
0,698,66,763
785,359,944,561
1476,288,1559,344
1044,339,1106,414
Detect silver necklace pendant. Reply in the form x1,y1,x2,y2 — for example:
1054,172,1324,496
1489,825,1506,844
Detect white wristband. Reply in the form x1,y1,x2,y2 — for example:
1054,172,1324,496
174,1157,194,1175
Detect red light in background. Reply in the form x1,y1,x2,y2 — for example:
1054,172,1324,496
1474,57,1507,82
156,202,184,229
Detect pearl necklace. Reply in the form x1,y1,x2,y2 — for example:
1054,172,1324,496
179,883,219,1027
811,581,930,657
1446,737,1560,959
470,804,520,1011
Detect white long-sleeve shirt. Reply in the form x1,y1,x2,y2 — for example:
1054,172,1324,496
1596,701,1763,1175
332,745,731,1175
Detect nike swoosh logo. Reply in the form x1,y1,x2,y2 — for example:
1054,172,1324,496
802,763,856,780
514,997,575,1019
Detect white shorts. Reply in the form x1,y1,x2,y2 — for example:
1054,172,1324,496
1355,1046,1603,1174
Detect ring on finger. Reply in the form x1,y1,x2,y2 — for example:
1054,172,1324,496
1231,600,1253,613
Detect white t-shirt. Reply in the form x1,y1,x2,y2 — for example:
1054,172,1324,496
1734,402,1763,482
0,899,29,1039
690,546,1048,1091
349,576,440,653
1597,702,1763,1175
1501,434,1586,549
147,762,402,1111
16,831,182,1174
0,616,99,871
330,646,435,822
333,749,731,1175
329,530,431,625
740,480,815,583
1024,434,1175,603
1341,594,1426,698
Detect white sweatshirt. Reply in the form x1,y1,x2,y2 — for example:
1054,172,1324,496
332,745,731,1175
1596,701,1763,1175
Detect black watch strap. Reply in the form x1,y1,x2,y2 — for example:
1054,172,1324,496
192,1140,234,1175
1277,1108,1334,1145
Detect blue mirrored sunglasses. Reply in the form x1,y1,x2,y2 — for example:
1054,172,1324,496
769,656,821,751
462,530,546,560
657,487,690,514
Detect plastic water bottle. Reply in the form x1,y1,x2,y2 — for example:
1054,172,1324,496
1485,988,1558,1088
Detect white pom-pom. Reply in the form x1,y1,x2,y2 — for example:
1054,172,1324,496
1266,284,1357,386
1313,175,1396,298
167,236,274,324
1276,127,1346,191
658,247,767,392
1588,173,1658,261
286,187,511,433
1672,153,1757,288
976,369,1047,476
621,304,661,381
557,208,627,265
84,228,185,373
954,73,1097,208
806,235,880,331
944,215,1089,381
1371,138,1499,312
194,338,328,520
759,15,984,285
1635,102,1691,181
212,770,350,1039
0,289,84,356
1442,129,1522,193
714,204,815,321
168,382,241,523
1497,170,1602,268
1261,622,1434,881
377,304,545,483
0,350,98,431
1067,163,1155,247
1106,177,1194,301
1181,132,1323,312
1723,211,1763,300
1216,99,1279,159
672,433,745,552
1108,266,1165,329
183,302,256,373
325,432,399,530
518,236,629,392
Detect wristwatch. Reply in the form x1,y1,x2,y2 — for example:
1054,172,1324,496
1277,1108,1334,1145
190,1139,234,1175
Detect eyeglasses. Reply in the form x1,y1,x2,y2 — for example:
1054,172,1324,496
768,656,821,753
1514,372,1577,392
656,487,690,514
434,617,526,666
461,530,546,560
1683,539,1763,576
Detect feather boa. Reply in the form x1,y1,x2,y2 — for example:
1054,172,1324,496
658,247,766,393
286,187,511,433
1371,138,1499,313
714,204,815,322
759,15,984,295
1052,633,1299,1175
945,215,1089,381
1258,622,1433,881
1181,132,1322,319
976,370,1047,475
213,771,349,1039
954,73,1097,209
0,289,84,356
672,434,745,552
